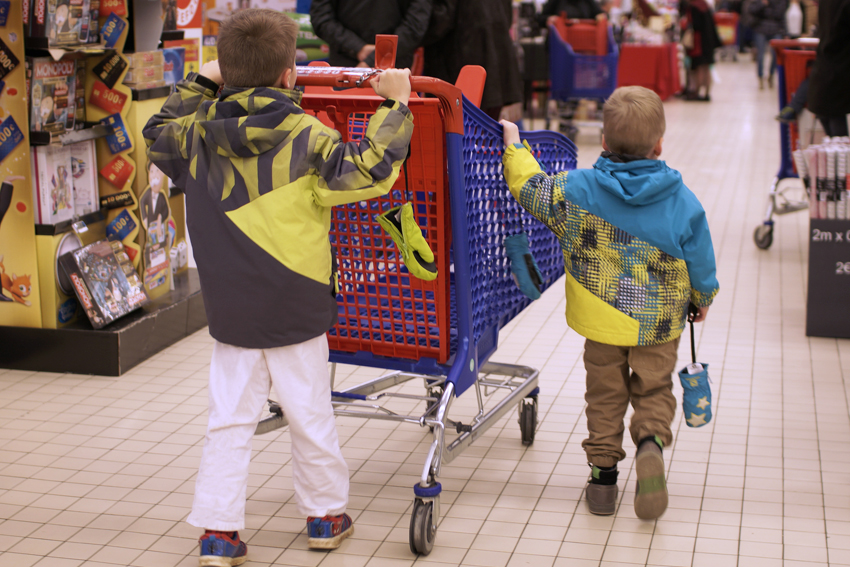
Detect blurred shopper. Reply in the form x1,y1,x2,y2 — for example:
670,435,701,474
749,0,787,89
424,0,522,120
539,0,605,24
310,0,432,68
807,0,850,136
682,0,722,101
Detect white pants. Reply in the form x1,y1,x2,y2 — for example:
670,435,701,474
187,335,349,531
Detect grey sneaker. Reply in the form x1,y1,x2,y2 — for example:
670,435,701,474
634,436,667,519
586,465,618,515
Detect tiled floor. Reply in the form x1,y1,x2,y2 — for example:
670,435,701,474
1,60,845,567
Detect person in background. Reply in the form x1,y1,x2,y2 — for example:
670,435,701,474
749,0,787,89
310,0,432,69
682,0,722,101
424,0,522,120
539,0,605,24
806,0,850,137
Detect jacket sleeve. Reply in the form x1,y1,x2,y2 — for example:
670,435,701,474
310,0,367,62
143,75,219,190
502,144,570,232
310,100,415,207
365,0,433,67
681,209,719,307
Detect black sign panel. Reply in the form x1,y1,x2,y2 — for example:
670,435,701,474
807,219,850,338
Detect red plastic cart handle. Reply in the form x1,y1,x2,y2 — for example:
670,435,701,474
295,66,466,135
769,38,819,65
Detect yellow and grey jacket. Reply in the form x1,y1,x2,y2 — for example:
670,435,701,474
504,145,719,346
143,74,414,348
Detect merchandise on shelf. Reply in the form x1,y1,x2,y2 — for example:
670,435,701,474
31,144,75,225
58,238,149,328
123,65,164,85
162,47,185,85
73,61,86,128
28,0,95,48
126,50,163,69
26,56,77,134
69,140,98,216
797,137,850,220
163,39,199,77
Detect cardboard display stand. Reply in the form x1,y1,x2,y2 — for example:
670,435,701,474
807,219,850,338
0,3,43,327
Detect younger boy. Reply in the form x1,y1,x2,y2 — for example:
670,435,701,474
143,9,414,565
501,86,718,519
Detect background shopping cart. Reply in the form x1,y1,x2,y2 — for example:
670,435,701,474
257,42,577,555
753,38,818,249
714,11,740,61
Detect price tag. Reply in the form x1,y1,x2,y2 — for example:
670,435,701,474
0,36,19,81
0,115,23,165
90,80,128,114
93,52,128,89
0,2,10,27
99,155,134,188
106,209,137,241
99,0,127,17
102,113,132,154
100,190,136,210
101,13,127,49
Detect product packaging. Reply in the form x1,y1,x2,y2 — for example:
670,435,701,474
69,140,98,216
59,239,149,329
31,144,75,225
26,56,77,135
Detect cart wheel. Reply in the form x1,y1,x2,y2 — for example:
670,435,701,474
754,224,773,250
409,499,436,555
519,397,537,445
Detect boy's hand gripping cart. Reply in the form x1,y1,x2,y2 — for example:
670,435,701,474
753,38,818,250
255,57,577,554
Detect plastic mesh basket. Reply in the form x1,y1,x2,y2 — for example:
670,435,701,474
454,98,577,361
549,25,619,101
299,95,453,364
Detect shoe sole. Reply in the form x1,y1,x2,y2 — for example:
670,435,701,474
199,555,247,567
308,525,354,550
634,450,667,519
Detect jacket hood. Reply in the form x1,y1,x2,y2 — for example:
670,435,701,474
592,154,683,206
195,87,306,158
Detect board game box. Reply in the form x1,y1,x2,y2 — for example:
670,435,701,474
26,56,77,134
59,239,149,329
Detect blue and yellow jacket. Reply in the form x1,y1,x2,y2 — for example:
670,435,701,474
504,145,719,346
143,74,414,349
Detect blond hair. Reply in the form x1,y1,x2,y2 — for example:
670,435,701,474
216,9,298,88
602,86,666,157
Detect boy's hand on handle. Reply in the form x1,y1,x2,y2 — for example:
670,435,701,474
688,303,709,323
371,69,411,107
500,120,521,147
200,60,223,86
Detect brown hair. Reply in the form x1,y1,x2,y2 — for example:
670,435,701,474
216,9,298,88
602,86,666,157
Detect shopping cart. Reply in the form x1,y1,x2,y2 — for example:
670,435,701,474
753,38,818,249
714,11,739,61
255,63,577,554
548,17,618,136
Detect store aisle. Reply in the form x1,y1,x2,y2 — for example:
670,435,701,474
1,60,847,567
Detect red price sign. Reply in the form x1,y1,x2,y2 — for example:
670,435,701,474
99,155,134,188
100,0,127,16
89,80,127,114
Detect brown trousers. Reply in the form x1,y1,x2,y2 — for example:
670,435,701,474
581,338,680,468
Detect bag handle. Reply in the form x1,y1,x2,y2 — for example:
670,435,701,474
687,303,698,364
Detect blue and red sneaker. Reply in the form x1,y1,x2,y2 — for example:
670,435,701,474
198,531,247,567
306,513,354,549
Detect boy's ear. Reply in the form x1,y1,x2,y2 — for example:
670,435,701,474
601,135,609,152
653,138,663,158
281,66,296,89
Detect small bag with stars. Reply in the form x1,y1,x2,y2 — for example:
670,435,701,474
679,304,712,427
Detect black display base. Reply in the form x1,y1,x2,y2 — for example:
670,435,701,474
0,269,207,376
807,219,850,338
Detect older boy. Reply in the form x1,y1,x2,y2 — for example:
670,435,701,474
143,9,414,565
501,86,718,520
